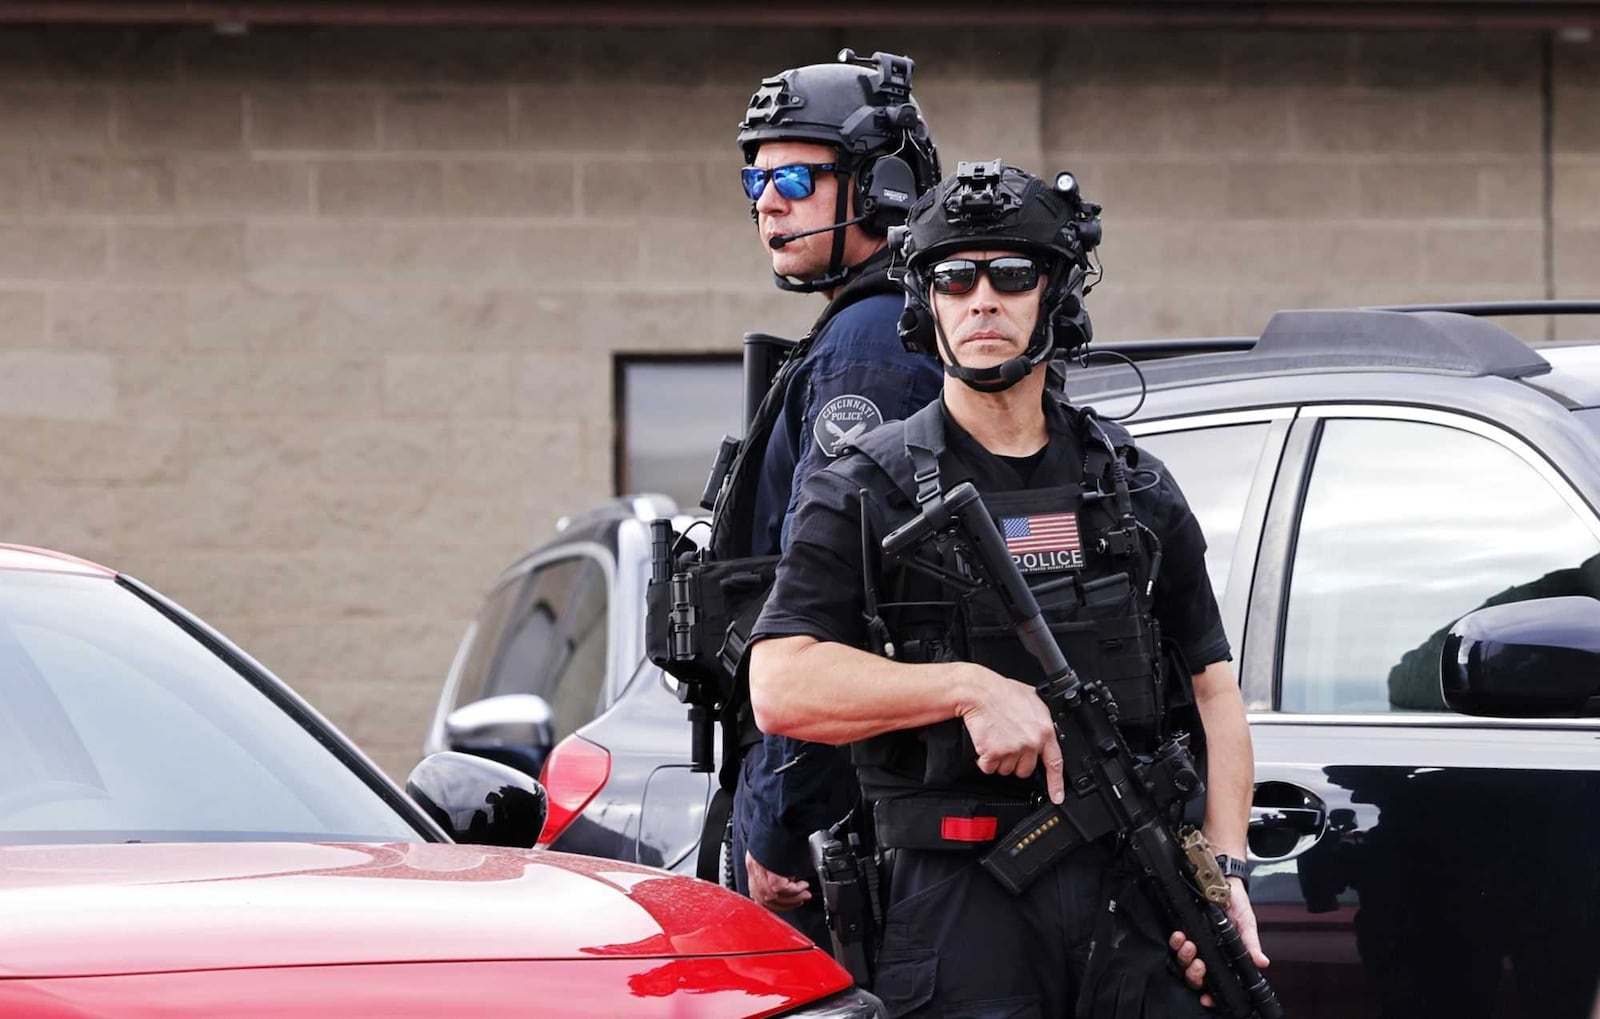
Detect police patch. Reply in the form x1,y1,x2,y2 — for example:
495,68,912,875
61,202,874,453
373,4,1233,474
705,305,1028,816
1002,512,1084,574
813,394,884,457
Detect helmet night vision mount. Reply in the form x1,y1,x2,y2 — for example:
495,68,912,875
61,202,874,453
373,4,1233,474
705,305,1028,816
890,160,1103,393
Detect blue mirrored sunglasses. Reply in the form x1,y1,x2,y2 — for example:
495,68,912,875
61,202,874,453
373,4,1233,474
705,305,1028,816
741,162,836,202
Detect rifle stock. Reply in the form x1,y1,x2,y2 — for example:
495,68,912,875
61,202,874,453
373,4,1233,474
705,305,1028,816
886,481,1283,1019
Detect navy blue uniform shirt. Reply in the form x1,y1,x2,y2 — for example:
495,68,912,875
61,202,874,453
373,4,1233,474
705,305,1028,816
738,290,943,880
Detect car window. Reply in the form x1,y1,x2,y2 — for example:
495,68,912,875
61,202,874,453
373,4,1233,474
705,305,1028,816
0,572,422,845
1280,418,1600,713
457,556,609,741
1136,422,1272,605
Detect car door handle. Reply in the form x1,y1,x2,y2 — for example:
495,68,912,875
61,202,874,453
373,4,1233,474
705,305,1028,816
1249,805,1325,835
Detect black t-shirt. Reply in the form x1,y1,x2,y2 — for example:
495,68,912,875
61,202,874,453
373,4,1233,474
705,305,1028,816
753,394,1232,674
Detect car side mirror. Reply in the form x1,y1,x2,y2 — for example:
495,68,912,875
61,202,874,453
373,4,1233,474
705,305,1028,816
1441,596,1600,717
405,751,547,848
444,693,555,778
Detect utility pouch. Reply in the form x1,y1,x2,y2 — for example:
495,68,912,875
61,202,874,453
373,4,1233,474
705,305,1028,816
645,517,777,772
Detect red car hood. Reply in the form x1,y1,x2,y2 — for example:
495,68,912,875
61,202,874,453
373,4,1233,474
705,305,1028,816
0,842,816,978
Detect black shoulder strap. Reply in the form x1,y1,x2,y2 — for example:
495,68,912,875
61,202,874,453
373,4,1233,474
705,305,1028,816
904,400,947,506
708,256,901,560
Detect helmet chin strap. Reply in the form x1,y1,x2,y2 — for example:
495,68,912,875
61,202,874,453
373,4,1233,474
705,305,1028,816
932,305,1057,394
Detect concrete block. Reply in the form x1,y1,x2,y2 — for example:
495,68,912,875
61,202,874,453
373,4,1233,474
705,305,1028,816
1296,224,1429,288
0,420,183,482
515,350,611,420
117,481,254,550
0,223,106,282
249,87,379,151
251,224,527,287
1355,160,1485,219
1554,87,1600,154
53,290,184,351
578,156,715,220
0,156,41,212
113,85,244,151
1554,36,1600,88
515,83,739,154
118,353,380,418
187,289,320,352
1417,89,1542,155
1352,32,1541,90
1478,161,1545,220
444,159,576,217
111,223,246,282
455,290,582,352
1165,87,1294,156
315,160,443,216
1553,159,1600,224
1291,91,1426,154
0,481,118,554
1555,228,1600,288
1228,161,1357,220
44,156,175,214
1043,86,1166,156
382,87,512,150
586,287,719,350
570,27,712,87
317,289,462,351
178,158,310,215
1102,161,1227,222
182,418,325,485
1421,226,1544,286
0,351,113,420
0,87,110,152
1051,28,1226,87
913,79,1043,170
0,290,46,347
319,420,453,483
516,222,642,286
452,419,582,488
638,219,762,287
382,353,516,418
1224,31,1354,88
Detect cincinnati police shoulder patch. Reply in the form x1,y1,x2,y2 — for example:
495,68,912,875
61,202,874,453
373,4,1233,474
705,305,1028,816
812,394,884,458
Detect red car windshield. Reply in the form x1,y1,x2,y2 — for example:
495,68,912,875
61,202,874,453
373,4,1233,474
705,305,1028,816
0,571,421,846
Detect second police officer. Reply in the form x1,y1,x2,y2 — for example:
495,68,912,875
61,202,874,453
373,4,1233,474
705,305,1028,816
748,161,1268,1015
711,51,944,941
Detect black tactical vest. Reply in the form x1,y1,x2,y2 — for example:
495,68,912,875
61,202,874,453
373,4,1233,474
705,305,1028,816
845,397,1193,809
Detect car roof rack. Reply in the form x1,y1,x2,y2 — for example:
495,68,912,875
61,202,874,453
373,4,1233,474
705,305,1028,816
1076,304,1582,395
1248,308,1551,379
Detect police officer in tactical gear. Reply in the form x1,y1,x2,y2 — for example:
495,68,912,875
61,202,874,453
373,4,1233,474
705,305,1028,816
748,162,1267,1016
715,50,944,939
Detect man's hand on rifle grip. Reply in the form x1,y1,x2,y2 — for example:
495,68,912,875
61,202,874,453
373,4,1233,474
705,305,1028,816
954,663,1066,805
1168,879,1270,1007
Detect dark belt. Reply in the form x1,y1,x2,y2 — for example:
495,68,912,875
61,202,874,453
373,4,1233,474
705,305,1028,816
873,796,1036,851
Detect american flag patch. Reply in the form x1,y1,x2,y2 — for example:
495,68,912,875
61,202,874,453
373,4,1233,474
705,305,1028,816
1001,512,1084,574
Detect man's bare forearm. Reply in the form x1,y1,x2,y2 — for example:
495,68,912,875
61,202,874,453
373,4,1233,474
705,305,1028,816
750,634,980,745
1193,660,1253,859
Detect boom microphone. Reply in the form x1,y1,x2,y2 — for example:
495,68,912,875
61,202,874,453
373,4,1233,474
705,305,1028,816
768,214,870,249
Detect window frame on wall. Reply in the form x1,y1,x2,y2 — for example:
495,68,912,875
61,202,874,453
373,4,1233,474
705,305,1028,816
612,353,743,507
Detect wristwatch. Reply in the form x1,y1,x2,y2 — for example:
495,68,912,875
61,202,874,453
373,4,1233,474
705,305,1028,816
1215,853,1251,892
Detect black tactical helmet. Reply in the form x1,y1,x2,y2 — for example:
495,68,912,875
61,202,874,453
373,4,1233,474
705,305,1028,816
738,49,941,293
891,160,1102,392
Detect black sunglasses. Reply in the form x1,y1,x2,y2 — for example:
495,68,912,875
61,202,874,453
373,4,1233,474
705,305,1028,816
740,162,836,202
929,256,1044,296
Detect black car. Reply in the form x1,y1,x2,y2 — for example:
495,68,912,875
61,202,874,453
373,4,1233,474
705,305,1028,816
430,304,1600,1018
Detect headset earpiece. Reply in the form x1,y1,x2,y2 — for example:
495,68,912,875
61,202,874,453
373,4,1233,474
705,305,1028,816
856,154,918,236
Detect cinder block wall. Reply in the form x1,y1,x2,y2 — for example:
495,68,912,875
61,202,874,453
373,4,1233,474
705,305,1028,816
0,25,1593,777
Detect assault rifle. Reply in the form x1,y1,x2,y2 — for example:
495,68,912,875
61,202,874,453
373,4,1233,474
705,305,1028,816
881,481,1282,1019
